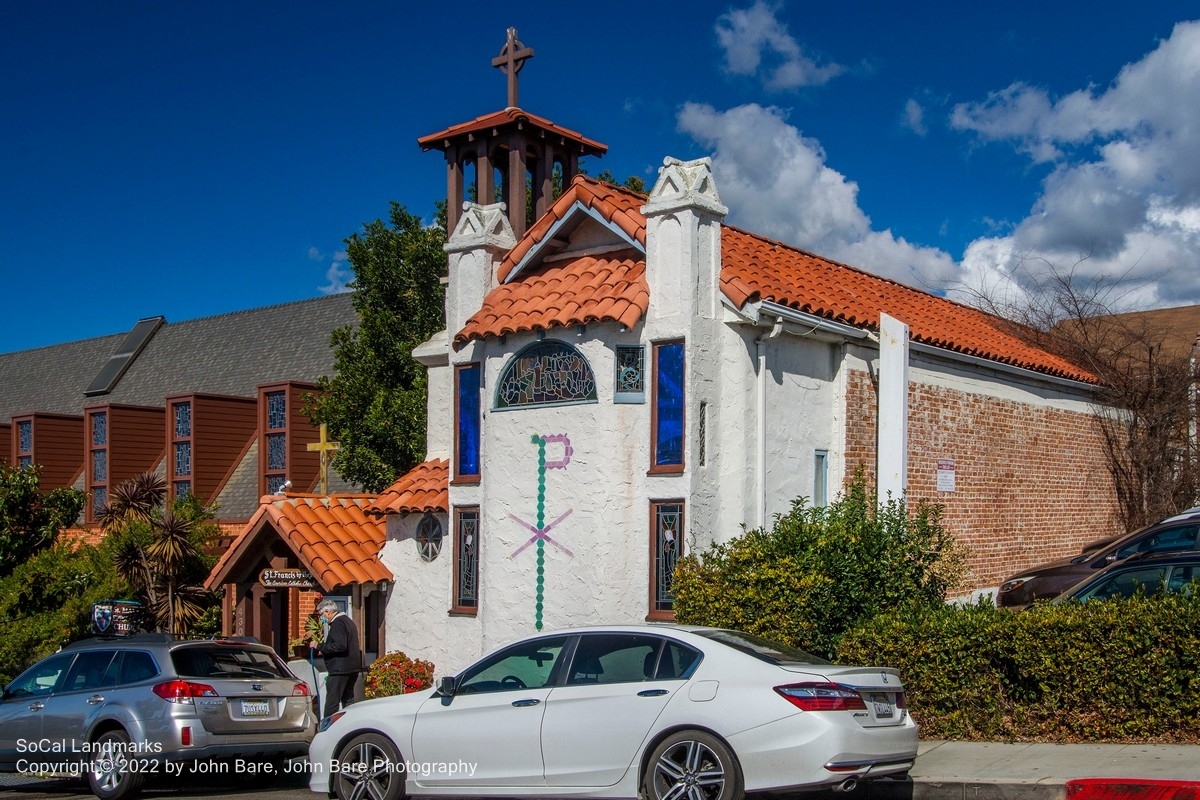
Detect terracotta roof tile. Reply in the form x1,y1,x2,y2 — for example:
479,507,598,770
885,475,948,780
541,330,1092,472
719,225,1094,382
369,459,449,515
417,108,607,156
455,253,648,349
205,494,391,592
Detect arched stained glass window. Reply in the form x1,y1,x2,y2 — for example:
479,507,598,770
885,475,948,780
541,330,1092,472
495,340,598,409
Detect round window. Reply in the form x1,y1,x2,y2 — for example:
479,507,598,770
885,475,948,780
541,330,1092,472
416,514,443,562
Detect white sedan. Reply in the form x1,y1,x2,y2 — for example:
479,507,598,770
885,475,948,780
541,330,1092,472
308,625,917,800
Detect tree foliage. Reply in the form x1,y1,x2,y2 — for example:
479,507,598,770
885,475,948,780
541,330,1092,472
306,202,447,492
673,473,968,659
0,465,86,579
966,258,1198,530
100,472,220,635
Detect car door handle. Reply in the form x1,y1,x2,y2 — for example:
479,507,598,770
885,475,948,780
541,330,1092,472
87,694,105,705
27,701,44,711
511,698,541,707
638,689,670,697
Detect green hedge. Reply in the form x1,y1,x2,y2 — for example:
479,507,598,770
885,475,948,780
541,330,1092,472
836,594,1200,742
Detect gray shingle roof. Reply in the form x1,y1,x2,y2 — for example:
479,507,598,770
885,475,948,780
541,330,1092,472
0,294,357,422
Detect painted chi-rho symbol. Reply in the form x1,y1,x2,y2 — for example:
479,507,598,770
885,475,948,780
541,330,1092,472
509,433,574,630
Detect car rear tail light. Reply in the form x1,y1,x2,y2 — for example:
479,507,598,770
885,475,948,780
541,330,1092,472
181,727,191,746
153,680,219,702
775,682,868,711
292,682,310,696
895,691,907,709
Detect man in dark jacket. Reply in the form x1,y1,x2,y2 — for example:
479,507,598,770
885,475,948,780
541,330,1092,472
313,599,362,718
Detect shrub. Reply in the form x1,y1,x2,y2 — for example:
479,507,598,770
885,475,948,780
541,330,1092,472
837,592,1200,743
673,471,968,658
364,651,436,699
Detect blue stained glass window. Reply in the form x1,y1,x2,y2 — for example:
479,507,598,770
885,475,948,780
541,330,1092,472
267,433,286,471
654,342,685,468
17,421,31,454
174,403,191,438
175,442,191,477
19,456,32,469
267,474,288,494
91,413,107,446
92,487,107,517
92,451,107,482
457,364,481,478
174,481,191,498
267,392,286,430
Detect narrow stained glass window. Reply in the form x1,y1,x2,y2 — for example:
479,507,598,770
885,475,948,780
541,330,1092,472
174,481,191,498
652,342,685,470
175,442,191,477
267,433,286,471
652,501,684,615
92,487,107,517
17,421,31,454
267,391,286,430
92,412,107,446
174,402,191,438
267,474,288,494
496,341,597,409
455,508,480,611
92,450,107,482
456,364,481,479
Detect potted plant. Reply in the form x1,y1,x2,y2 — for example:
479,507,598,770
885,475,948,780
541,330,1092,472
290,614,324,658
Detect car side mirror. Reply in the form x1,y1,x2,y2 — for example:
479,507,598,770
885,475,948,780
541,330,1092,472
437,676,457,696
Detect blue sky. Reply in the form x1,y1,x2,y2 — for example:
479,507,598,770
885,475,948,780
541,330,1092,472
4,1,1199,354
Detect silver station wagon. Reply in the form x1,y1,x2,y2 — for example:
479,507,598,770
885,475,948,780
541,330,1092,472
0,633,315,800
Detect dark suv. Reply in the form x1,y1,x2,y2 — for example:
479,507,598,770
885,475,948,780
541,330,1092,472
0,633,315,800
1052,550,1200,603
996,506,1200,608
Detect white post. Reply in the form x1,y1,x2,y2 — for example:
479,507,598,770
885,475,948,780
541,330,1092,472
877,313,909,503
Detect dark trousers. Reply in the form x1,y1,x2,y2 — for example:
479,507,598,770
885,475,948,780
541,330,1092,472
324,672,357,718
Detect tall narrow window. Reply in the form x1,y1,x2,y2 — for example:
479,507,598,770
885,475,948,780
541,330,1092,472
90,411,108,517
649,501,684,620
172,402,192,499
16,420,32,469
698,402,707,467
651,341,685,472
453,507,480,614
265,391,287,494
814,450,829,508
455,364,481,482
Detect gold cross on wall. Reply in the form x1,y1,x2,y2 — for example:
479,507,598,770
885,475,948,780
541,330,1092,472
307,423,340,496
492,27,534,108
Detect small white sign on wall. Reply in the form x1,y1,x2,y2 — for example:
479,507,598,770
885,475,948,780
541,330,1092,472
936,458,956,492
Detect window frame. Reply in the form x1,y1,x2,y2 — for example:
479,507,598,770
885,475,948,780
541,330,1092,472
451,506,480,615
814,450,829,507
454,363,482,484
648,499,685,621
649,340,685,475
614,344,646,404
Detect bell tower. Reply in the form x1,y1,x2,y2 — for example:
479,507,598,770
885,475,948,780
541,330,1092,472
418,28,607,238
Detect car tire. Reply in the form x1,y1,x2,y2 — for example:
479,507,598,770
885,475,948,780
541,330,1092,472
332,733,405,800
643,730,743,800
87,730,146,800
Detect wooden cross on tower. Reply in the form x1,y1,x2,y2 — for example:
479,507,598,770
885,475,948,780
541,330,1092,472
492,27,534,108
307,423,340,496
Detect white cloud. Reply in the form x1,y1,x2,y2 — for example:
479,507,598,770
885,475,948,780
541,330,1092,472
949,20,1200,309
316,248,353,295
677,102,958,288
903,98,927,136
715,1,844,90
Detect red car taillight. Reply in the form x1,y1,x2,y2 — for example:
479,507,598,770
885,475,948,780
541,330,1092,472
775,682,868,711
152,680,219,703
292,682,310,696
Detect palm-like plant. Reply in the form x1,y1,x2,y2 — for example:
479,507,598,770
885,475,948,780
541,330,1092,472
101,472,217,634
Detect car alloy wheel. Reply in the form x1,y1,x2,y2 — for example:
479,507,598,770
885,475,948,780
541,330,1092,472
87,730,146,800
333,733,405,800
644,730,743,800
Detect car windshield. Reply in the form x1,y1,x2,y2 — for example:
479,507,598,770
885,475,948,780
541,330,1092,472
694,629,829,665
171,645,291,678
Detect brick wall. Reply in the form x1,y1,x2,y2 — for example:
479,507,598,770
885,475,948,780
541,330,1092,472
845,368,1120,588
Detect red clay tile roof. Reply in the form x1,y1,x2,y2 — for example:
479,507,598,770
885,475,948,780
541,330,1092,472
720,226,1094,382
417,108,607,156
456,175,1093,383
369,458,449,515
206,494,391,593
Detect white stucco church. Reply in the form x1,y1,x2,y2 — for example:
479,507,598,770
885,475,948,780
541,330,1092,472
370,34,1117,674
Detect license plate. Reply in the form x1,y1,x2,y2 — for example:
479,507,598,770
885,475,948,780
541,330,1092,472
867,693,893,718
240,700,270,716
